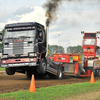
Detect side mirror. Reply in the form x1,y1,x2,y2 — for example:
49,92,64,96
0,32,2,41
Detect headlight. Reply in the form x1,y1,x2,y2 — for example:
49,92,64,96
30,59,34,61
2,60,6,63
29,53,37,57
29,53,34,57
2,55,8,58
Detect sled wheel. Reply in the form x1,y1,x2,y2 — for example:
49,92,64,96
57,65,63,79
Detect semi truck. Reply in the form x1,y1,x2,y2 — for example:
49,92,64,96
0,22,47,79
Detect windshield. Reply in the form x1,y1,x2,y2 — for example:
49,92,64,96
4,29,36,39
84,39,95,45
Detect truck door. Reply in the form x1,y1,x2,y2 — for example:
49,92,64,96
36,28,43,52
47,56,58,74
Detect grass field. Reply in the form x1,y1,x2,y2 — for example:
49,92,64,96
0,81,100,100
0,68,5,71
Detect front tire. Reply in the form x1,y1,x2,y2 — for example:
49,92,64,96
37,58,47,74
5,67,16,75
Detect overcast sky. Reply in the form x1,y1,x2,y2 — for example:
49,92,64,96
0,0,100,51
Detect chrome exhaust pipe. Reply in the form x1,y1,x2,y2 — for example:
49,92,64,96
46,26,49,57
80,67,86,75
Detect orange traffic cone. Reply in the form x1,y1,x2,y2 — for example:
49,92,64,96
29,75,36,92
90,72,95,83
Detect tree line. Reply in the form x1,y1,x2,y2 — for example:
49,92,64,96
48,44,64,54
48,44,82,54
66,45,82,53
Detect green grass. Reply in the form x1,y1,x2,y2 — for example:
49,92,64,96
0,81,100,100
0,68,5,71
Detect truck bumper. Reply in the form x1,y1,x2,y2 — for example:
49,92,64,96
1,58,37,68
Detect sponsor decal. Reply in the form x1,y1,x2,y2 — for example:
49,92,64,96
13,39,23,42
83,49,94,52
61,57,65,60
94,61,100,68
72,56,78,60
7,26,35,31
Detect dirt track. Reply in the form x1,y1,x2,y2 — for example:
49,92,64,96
0,71,100,94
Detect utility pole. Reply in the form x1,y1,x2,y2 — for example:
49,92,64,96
58,34,60,51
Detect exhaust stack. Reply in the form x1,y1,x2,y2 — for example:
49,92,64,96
46,26,49,56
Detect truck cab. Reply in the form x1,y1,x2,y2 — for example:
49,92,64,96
0,22,47,78
82,31,100,76
82,32,97,58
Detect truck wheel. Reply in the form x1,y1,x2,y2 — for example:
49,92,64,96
26,71,32,79
37,58,47,74
57,65,63,79
5,67,16,75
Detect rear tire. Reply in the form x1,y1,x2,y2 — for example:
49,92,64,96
37,58,47,74
5,67,16,75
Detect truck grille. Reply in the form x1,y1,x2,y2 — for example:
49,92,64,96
13,41,23,54
3,38,34,56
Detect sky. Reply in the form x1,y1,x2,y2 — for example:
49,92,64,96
0,0,100,52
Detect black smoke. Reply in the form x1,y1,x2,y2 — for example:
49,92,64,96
43,0,63,26
43,0,92,26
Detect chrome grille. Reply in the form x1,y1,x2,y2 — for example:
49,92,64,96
3,37,34,56
13,41,23,54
